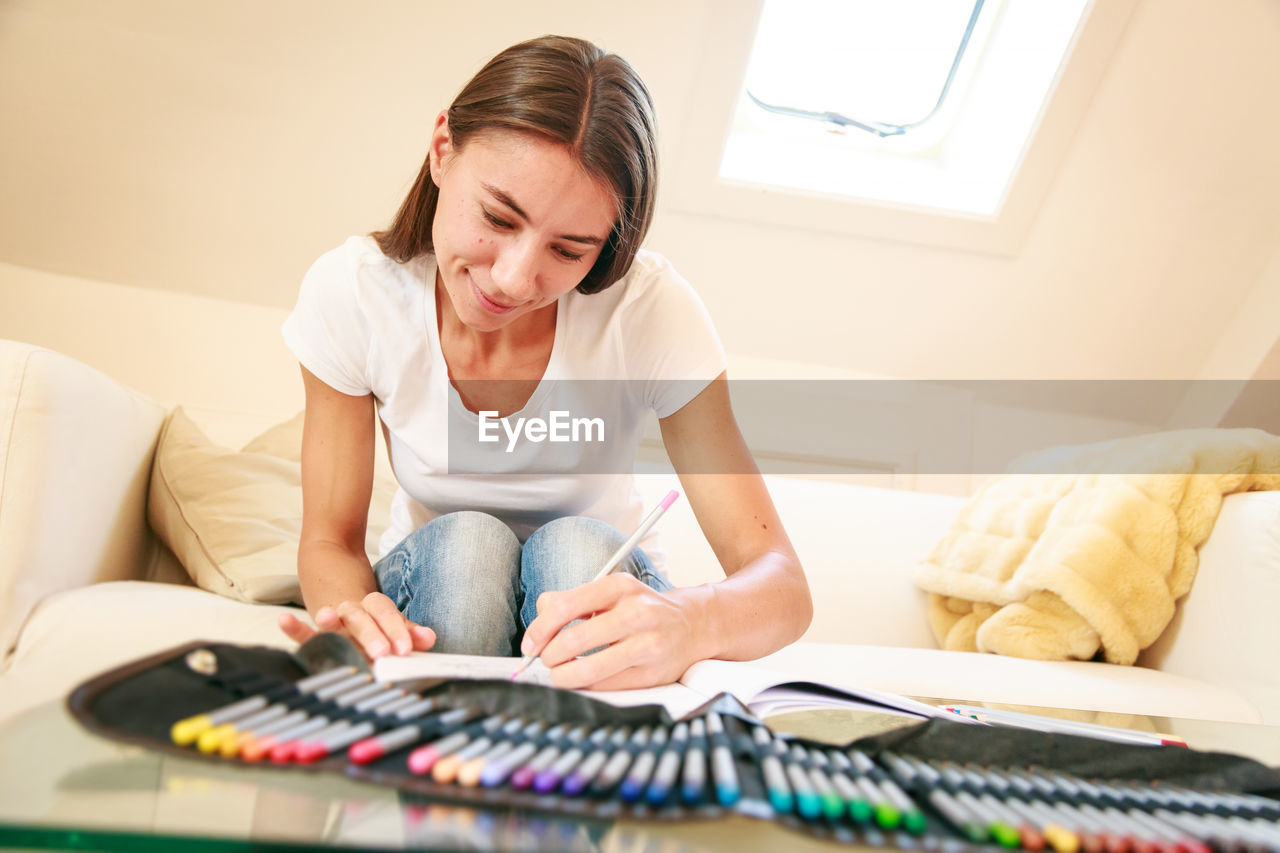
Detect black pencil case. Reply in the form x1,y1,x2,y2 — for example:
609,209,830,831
67,639,1280,850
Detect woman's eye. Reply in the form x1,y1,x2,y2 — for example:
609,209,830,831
482,209,512,229
555,247,585,262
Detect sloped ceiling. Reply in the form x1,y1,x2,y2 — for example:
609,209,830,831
1,0,1278,383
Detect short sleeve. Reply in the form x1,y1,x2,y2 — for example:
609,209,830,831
620,255,728,418
281,243,373,397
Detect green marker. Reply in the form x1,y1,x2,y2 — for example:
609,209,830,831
802,748,847,819
863,753,927,835
825,750,875,825
846,750,902,830
786,743,824,819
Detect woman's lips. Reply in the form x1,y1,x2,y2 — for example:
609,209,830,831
471,282,517,315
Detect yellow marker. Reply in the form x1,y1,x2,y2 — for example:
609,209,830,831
220,729,257,759
170,666,359,747
170,695,268,746
220,710,309,759
171,714,214,747
198,722,239,754
1042,823,1080,853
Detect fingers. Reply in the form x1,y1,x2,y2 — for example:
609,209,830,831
408,623,437,651
548,639,632,690
314,606,343,632
537,605,629,667
362,592,414,655
535,578,694,691
308,594,432,659
549,632,682,691
277,611,318,645
523,573,641,657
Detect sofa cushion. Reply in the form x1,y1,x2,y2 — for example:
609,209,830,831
0,341,167,664
0,580,1260,731
0,581,298,723
147,408,395,605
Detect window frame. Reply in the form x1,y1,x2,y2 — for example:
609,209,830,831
661,0,1139,256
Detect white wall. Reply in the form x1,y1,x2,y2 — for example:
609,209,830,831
0,262,301,446
0,260,1200,495
1,0,1278,387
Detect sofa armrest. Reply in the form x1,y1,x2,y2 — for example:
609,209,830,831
1138,490,1280,724
0,341,167,664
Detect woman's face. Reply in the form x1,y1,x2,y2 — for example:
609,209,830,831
429,120,617,334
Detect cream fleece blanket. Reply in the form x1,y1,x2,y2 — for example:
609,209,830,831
915,428,1280,664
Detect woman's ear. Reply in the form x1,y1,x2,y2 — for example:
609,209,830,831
427,111,452,187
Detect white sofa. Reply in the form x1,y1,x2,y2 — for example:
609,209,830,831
1,339,1277,733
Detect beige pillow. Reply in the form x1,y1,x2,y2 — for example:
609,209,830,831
147,408,395,604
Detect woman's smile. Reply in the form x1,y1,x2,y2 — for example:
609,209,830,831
470,280,519,314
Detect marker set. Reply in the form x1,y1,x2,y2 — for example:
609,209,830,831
69,641,1280,851
164,665,755,818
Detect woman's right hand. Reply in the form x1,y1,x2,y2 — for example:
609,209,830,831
278,591,436,659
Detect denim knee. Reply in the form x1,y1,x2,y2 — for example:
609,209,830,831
519,516,668,629
375,511,522,656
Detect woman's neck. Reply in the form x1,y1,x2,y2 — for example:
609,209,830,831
435,279,557,381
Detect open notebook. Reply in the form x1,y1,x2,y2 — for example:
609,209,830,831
371,653,953,722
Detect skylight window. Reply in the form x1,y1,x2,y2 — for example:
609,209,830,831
720,0,1090,217
743,0,988,139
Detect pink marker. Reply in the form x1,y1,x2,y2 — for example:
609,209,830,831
509,490,681,681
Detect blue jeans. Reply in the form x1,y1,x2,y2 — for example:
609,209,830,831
373,512,672,656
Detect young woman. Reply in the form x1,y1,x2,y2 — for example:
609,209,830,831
278,35,811,691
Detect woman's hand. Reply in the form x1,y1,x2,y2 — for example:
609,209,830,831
521,574,709,690
278,591,437,659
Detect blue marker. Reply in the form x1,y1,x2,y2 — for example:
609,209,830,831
591,726,649,798
646,721,689,806
619,725,668,803
682,718,710,805
752,726,793,814
705,712,741,807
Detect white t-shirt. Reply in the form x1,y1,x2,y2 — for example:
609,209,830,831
282,236,726,566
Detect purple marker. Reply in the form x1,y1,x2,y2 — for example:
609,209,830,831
534,727,608,794
510,725,578,790
564,727,629,796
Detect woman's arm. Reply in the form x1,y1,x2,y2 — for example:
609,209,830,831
277,366,436,657
525,372,812,688
654,372,813,659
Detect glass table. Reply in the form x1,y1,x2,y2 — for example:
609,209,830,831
0,692,1275,852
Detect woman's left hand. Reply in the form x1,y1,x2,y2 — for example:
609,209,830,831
521,573,706,690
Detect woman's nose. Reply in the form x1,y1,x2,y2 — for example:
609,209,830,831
490,238,540,301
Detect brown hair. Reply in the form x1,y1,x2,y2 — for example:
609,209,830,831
372,35,658,295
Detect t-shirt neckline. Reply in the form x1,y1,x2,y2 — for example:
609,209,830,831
421,258,567,422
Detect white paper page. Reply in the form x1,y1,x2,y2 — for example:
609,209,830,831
747,688,924,718
678,659,953,720
371,653,710,717
372,652,553,686
578,684,710,718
